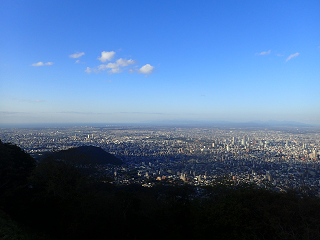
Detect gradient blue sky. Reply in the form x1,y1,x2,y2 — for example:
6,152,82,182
1,0,320,125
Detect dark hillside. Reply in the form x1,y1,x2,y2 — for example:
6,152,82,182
0,140,36,202
2,140,320,240
46,145,123,165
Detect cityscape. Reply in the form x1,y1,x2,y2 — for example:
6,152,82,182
2,0,320,238
1,125,320,194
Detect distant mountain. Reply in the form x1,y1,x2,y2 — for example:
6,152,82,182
244,120,313,127
46,146,123,165
140,119,314,127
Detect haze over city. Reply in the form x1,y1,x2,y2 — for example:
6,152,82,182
1,0,320,126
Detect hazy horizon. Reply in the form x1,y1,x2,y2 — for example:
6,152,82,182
1,120,319,129
1,0,319,125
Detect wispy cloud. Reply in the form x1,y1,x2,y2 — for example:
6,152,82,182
0,111,24,115
139,64,154,75
256,50,271,55
32,62,44,66
118,111,165,115
12,98,45,103
57,111,165,115
69,52,85,58
31,62,54,67
128,68,136,74
75,59,85,64
57,111,101,115
85,67,92,74
286,52,299,62
98,51,115,62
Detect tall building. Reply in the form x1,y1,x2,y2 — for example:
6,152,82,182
266,171,273,182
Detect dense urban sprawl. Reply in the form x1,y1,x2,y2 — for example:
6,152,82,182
1,126,320,194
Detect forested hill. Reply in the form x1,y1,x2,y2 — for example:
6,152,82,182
44,145,123,165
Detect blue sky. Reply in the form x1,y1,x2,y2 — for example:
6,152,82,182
1,0,320,125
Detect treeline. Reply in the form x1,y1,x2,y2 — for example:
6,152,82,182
1,140,320,240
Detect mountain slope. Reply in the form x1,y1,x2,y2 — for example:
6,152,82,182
47,146,123,165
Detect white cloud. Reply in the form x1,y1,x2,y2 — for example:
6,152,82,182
139,64,154,74
93,58,136,74
85,67,92,74
75,60,80,63
84,50,153,76
69,52,85,58
286,52,299,62
105,62,119,69
98,51,115,62
32,62,44,67
256,50,271,55
97,64,106,71
31,62,54,67
116,58,137,66
109,68,122,74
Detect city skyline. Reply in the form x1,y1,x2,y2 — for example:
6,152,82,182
1,0,320,125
